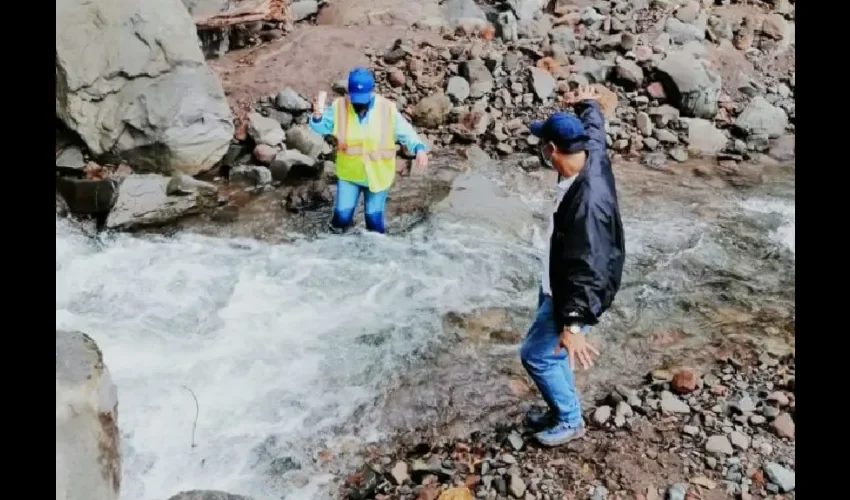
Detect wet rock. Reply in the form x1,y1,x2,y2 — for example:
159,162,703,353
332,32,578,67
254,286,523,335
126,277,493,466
704,435,734,456
229,166,272,186
275,87,312,113
770,412,795,439
56,0,233,176
446,76,471,102
284,180,332,213
734,96,788,139
56,192,70,217
56,330,121,500
286,126,328,159
166,492,252,500
253,144,278,165
683,118,727,156
656,50,721,119
269,151,318,181
248,112,286,146
55,177,119,215
56,146,86,171
529,67,556,101
105,174,215,230
763,462,795,492
442,308,520,344
413,93,453,128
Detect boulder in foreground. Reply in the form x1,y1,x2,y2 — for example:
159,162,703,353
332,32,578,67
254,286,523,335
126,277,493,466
56,0,234,176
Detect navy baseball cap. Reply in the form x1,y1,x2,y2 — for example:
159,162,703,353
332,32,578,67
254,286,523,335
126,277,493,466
529,112,589,153
347,67,375,104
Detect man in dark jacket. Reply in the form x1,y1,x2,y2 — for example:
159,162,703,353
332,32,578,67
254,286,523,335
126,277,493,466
520,85,626,446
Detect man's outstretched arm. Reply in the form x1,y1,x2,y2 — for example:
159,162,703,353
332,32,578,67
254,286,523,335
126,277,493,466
393,107,426,155
573,99,607,153
309,103,336,136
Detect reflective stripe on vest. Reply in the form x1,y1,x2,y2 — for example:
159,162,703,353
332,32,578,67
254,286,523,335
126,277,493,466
333,96,397,192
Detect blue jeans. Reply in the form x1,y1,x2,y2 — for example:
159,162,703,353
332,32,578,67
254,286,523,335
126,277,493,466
519,290,587,427
332,179,390,234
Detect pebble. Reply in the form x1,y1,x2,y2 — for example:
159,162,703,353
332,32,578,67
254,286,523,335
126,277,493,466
705,435,734,456
763,462,795,492
508,473,526,498
593,405,612,426
728,431,750,451
770,412,795,439
665,482,688,500
660,391,691,414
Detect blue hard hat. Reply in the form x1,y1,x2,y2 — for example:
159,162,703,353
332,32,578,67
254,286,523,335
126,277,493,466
348,67,375,104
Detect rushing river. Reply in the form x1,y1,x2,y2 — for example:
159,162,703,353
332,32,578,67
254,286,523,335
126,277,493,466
55,161,794,500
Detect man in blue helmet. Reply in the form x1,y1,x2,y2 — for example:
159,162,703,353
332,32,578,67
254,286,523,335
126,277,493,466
520,85,626,446
309,67,429,234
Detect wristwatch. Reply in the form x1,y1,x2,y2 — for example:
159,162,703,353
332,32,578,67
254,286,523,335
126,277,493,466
568,324,582,335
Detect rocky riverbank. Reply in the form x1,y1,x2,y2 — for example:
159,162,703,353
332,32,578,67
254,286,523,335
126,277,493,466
56,0,795,236
342,350,795,500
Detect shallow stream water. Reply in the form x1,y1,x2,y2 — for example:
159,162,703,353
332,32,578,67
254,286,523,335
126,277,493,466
55,160,794,500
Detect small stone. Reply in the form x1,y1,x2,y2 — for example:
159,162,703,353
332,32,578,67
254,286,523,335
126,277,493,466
446,76,471,102
763,462,795,492
275,87,312,113
766,391,790,407
668,147,688,162
636,112,653,136
705,435,734,456
749,414,766,426
770,413,795,439
529,67,557,101
253,144,278,165
507,431,524,451
248,112,286,146
654,128,678,144
593,405,613,426
390,461,409,485
665,482,688,500
660,391,691,414
508,473,526,498
728,431,750,451
682,425,699,436
730,394,757,415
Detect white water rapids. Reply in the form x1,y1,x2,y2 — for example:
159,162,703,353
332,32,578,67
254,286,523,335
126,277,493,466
55,166,795,500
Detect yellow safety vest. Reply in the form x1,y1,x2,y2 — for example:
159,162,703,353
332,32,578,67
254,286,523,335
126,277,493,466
332,95,397,193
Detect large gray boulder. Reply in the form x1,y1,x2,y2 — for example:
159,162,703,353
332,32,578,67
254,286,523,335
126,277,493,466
56,0,234,176
56,330,121,500
656,50,722,119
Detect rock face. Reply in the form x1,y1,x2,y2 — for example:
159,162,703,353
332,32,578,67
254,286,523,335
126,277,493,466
56,0,234,176
56,330,121,500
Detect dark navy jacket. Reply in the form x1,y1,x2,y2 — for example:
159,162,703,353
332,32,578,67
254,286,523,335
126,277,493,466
549,100,625,329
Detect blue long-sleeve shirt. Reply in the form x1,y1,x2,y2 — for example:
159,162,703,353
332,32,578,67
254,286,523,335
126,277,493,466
309,95,426,157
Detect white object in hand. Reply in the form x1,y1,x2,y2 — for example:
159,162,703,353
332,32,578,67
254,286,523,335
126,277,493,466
317,91,327,112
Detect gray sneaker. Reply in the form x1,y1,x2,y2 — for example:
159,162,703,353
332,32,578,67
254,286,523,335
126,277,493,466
534,422,586,447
